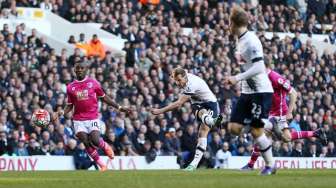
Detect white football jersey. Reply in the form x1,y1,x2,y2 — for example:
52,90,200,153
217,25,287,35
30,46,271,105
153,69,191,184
181,73,217,104
237,31,273,94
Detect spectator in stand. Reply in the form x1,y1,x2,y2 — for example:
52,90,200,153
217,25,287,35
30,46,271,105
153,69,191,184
320,146,328,157
152,140,166,156
164,127,181,156
68,35,76,44
305,143,319,157
272,141,282,157
280,143,292,157
65,138,77,156
327,141,336,157
51,141,65,156
74,142,96,170
75,34,106,60
291,142,304,157
27,138,43,155
14,139,29,156
181,125,197,165
40,0,53,11
41,142,51,155
328,26,336,44
0,127,9,155
208,133,222,157
214,142,231,169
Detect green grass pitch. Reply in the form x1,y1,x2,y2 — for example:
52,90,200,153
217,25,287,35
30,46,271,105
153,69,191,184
0,169,335,188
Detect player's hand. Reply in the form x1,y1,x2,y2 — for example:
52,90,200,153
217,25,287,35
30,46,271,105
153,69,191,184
118,106,132,113
286,113,293,120
224,76,238,85
52,110,64,122
150,108,162,115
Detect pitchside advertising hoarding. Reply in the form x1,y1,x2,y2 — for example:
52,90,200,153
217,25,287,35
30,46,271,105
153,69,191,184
228,157,336,169
0,156,336,171
0,156,180,171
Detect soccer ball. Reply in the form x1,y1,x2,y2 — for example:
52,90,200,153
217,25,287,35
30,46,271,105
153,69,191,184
31,109,50,127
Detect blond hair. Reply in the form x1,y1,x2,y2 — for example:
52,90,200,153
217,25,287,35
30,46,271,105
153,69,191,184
171,67,186,79
230,6,249,27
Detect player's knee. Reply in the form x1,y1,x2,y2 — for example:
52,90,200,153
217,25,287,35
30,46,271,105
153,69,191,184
251,127,264,138
89,135,100,147
282,130,292,142
82,140,90,147
90,139,99,147
196,109,207,119
76,133,90,147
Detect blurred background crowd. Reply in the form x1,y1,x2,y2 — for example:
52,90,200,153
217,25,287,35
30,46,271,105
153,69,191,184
0,0,335,169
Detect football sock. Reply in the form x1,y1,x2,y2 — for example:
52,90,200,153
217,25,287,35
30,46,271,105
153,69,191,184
291,131,314,140
85,147,103,166
248,145,260,168
255,133,274,167
189,137,207,167
98,138,108,150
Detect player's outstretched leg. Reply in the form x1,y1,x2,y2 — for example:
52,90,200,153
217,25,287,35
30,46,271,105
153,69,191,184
241,145,260,171
291,129,328,145
184,125,209,171
184,137,207,171
90,131,114,159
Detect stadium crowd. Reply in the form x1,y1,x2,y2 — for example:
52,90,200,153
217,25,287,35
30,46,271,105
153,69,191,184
2,0,335,42
0,0,335,168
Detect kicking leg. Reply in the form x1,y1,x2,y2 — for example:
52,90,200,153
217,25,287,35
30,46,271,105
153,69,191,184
198,109,223,128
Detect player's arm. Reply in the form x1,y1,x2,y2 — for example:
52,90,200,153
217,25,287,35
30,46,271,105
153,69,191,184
101,95,131,113
224,62,265,85
225,42,264,84
287,88,297,120
277,76,296,119
53,104,73,121
151,94,190,115
235,61,265,81
53,85,74,121
63,104,74,115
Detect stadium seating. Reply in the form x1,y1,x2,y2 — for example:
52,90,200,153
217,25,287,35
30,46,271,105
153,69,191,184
0,0,335,169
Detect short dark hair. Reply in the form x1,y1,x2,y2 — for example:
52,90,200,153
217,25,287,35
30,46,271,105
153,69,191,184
74,61,89,67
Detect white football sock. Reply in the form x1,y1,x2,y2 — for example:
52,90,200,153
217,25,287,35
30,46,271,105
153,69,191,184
255,133,274,167
189,137,207,167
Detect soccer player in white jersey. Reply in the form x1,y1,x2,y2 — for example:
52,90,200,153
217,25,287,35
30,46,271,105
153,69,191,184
224,7,276,175
151,67,223,171
241,62,328,170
